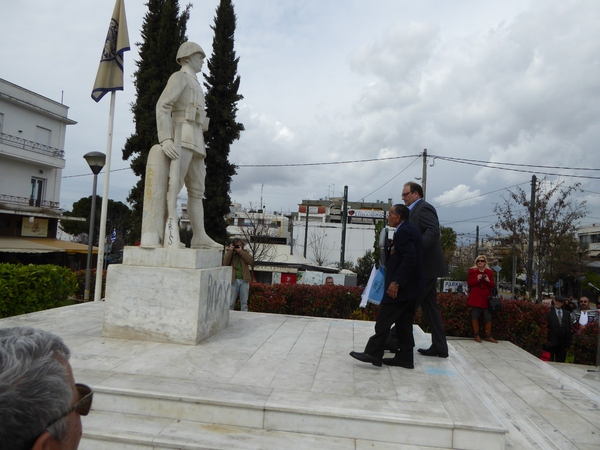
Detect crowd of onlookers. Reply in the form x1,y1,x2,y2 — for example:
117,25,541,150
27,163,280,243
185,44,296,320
448,285,597,363
543,294,598,362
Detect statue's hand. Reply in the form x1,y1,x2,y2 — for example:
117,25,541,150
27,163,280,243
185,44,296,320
161,139,179,160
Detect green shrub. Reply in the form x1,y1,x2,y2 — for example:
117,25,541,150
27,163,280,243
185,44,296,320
73,269,107,301
0,263,78,318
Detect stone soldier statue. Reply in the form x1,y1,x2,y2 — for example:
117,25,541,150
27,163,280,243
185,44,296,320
141,41,221,249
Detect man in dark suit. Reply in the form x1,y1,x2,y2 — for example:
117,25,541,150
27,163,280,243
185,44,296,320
547,296,571,362
402,182,449,358
350,204,423,369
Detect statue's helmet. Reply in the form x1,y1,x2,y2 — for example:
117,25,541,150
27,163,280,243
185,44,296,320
176,42,206,65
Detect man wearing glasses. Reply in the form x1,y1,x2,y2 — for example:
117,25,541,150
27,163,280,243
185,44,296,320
0,327,93,449
350,204,423,368
402,182,449,358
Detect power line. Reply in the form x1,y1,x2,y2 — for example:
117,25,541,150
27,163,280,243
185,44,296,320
236,154,420,168
436,181,530,208
432,155,600,180
430,155,600,172
62,167,132,179
359,155,421,201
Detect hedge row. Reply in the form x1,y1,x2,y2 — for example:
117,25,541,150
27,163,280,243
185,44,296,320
414,293,549,358
73,269,107,301
0,263,78,318
245,284,598,365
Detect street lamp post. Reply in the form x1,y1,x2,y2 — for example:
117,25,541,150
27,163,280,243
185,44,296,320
83,152,106,301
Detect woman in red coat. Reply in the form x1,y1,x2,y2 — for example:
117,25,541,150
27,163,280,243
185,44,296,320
467,255,497,343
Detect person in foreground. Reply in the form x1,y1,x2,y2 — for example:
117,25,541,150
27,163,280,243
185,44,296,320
467,255,497,343
350,204,423,369
0,327,93,450
402,182,449,357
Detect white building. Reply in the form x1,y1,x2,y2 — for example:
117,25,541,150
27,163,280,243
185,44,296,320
0,78,88,266
578,224,600,275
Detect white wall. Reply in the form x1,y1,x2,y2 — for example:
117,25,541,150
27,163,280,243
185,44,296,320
293,221,387,266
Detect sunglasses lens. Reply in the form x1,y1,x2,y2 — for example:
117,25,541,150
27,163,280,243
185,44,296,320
75,384,93,416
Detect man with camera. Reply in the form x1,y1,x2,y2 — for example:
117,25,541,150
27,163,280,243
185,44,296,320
223,238,253,311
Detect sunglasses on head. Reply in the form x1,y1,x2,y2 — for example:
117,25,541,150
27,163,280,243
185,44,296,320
46,384,93,429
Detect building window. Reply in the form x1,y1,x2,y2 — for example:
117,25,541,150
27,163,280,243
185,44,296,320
30,177,45,207
36,126,52,146
592,234,600,244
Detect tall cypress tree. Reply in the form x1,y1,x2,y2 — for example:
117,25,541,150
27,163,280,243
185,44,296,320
122,0,190,243
204,0,244,244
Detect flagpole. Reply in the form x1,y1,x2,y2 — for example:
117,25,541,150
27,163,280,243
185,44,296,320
94,91,116,301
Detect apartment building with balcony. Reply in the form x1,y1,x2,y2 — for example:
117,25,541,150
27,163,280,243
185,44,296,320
0,78,89,266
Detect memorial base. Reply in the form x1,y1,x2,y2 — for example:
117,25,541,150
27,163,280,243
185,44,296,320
103,247,231,345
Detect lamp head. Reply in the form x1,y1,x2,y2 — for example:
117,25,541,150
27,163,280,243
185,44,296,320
83,152,106,175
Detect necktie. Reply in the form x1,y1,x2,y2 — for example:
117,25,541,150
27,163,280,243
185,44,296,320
557,309,562,324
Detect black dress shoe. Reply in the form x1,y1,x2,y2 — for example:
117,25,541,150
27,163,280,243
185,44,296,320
418,347,449,358
349,351,383,367
382,358,414,369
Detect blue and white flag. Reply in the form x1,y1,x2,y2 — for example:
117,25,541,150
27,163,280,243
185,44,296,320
91,0,130,102
110,228,117,243
360,265,386,307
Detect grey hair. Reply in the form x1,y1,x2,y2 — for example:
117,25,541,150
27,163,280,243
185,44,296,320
0,327,73,450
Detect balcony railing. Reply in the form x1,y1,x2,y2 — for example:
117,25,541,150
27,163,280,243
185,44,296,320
0,132,65,159
0,193,60,209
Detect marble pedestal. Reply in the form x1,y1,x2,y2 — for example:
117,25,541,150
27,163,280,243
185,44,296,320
103,247,231,345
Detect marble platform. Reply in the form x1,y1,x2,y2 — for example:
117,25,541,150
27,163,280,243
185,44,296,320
1,302,599,449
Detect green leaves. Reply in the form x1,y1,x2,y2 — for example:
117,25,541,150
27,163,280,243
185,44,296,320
0,264,78,318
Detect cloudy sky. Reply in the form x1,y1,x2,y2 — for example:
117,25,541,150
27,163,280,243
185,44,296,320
3,0,600,244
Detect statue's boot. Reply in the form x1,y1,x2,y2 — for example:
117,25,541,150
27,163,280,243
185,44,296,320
188,196,222,249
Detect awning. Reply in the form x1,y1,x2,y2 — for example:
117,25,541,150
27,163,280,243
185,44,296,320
0,237,97,254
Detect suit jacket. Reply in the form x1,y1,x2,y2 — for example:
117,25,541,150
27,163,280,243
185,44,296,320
382,221,424,304
408,199,448,280
547,306,571,347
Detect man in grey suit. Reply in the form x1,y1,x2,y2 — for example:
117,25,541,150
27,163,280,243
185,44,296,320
402,182,449,357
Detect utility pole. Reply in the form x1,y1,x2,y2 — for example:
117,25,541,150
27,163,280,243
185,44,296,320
340,186,348,268
526,175,536,301
303,203,309,258
421,149,428,200
475,226,479,259
511,238,517,297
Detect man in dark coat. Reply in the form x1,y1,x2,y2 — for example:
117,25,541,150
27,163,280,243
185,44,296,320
350,204,423,369
547,296,571,362
402,181,449,358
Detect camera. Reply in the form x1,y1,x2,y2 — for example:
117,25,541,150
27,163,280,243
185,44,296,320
234,245,241,249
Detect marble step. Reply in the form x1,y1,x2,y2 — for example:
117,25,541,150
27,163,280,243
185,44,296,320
81,410,359,450
82,410,447,450
448,339,599,450
85,372,506,449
